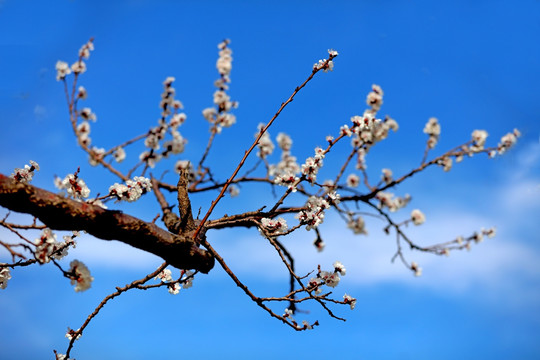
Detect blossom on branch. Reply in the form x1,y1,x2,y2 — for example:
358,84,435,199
0,266,11,289
10,160,39,183
69,260,94,292
109,176,152,202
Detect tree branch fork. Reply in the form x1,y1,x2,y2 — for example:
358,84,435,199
0,173,214,273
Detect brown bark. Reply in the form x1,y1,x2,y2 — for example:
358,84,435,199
0,174,214,273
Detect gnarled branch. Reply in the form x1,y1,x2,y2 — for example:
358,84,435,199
0,174,214,273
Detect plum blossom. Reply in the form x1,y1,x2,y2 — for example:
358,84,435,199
381,168,393,184
438,156,453,172
34,228,59,263
366,84,384,111
55,60,71,81
181,270,195,289
411,261,422,277
155,269,173,282
10,160,39,183
333,261,346,276
228,185,240,197
411,209,426,225
109,176,152,202
313,237,325,252
343,294,357,310
261,217,288,234
57,173,91,199
255,123,274,158
77,86,87,99
471,129,488,151
113,147,126,162
274,172,299,191
346,173,360,188
65,328,81,341
71,60,87,74
89,147,105,166
0,266,11,289
498,129,520,154
168,282,180,295
319,270,340,288
296,196,330,230
376,191,411,212
347,216,367,235
423,117,440,148
69,260,94,292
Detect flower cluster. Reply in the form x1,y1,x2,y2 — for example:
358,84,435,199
381,168,393,184
269,132,301,180
202,39,238,134
347,216,368,235
138,76,188,168
168,270,195,295
274,172,300,192
108,176,152,202
0,266,11,290
313,49,338,72
296,196,330,230
283,308,318,330
307,261,347,294
69,260,94,292
155,269,173,282
343,293,357,310
65,328,81,341
34,228,60,264
88,147,105,166
366,84,384,111
301,147,326,184
56,39,94,81
497,128,520,155
470,129,488,152
423,117,441,149
375,191,411,212
437,156,453,172
260,217,288,235
255,123,274,158
55,172,91,199
10,160,39,183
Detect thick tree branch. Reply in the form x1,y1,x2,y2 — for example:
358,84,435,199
0,174,214,273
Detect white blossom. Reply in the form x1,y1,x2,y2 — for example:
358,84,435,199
0,266,11,289
71,60,87,74
261,217,288,234
411,209,426,225
411,261,422,277
320,270,340,288
343,293,357,310
347,216,367,235
55,60,71,81
333,261,346,276
114,147,126,162
168,282,181,295
471,129,488,151
10,161,39,183
381,168,393,184
109,176,152,202
155,269,173,282
69,260,94,292
58,173,91,199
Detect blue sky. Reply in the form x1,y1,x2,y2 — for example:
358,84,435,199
1,1,539,359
